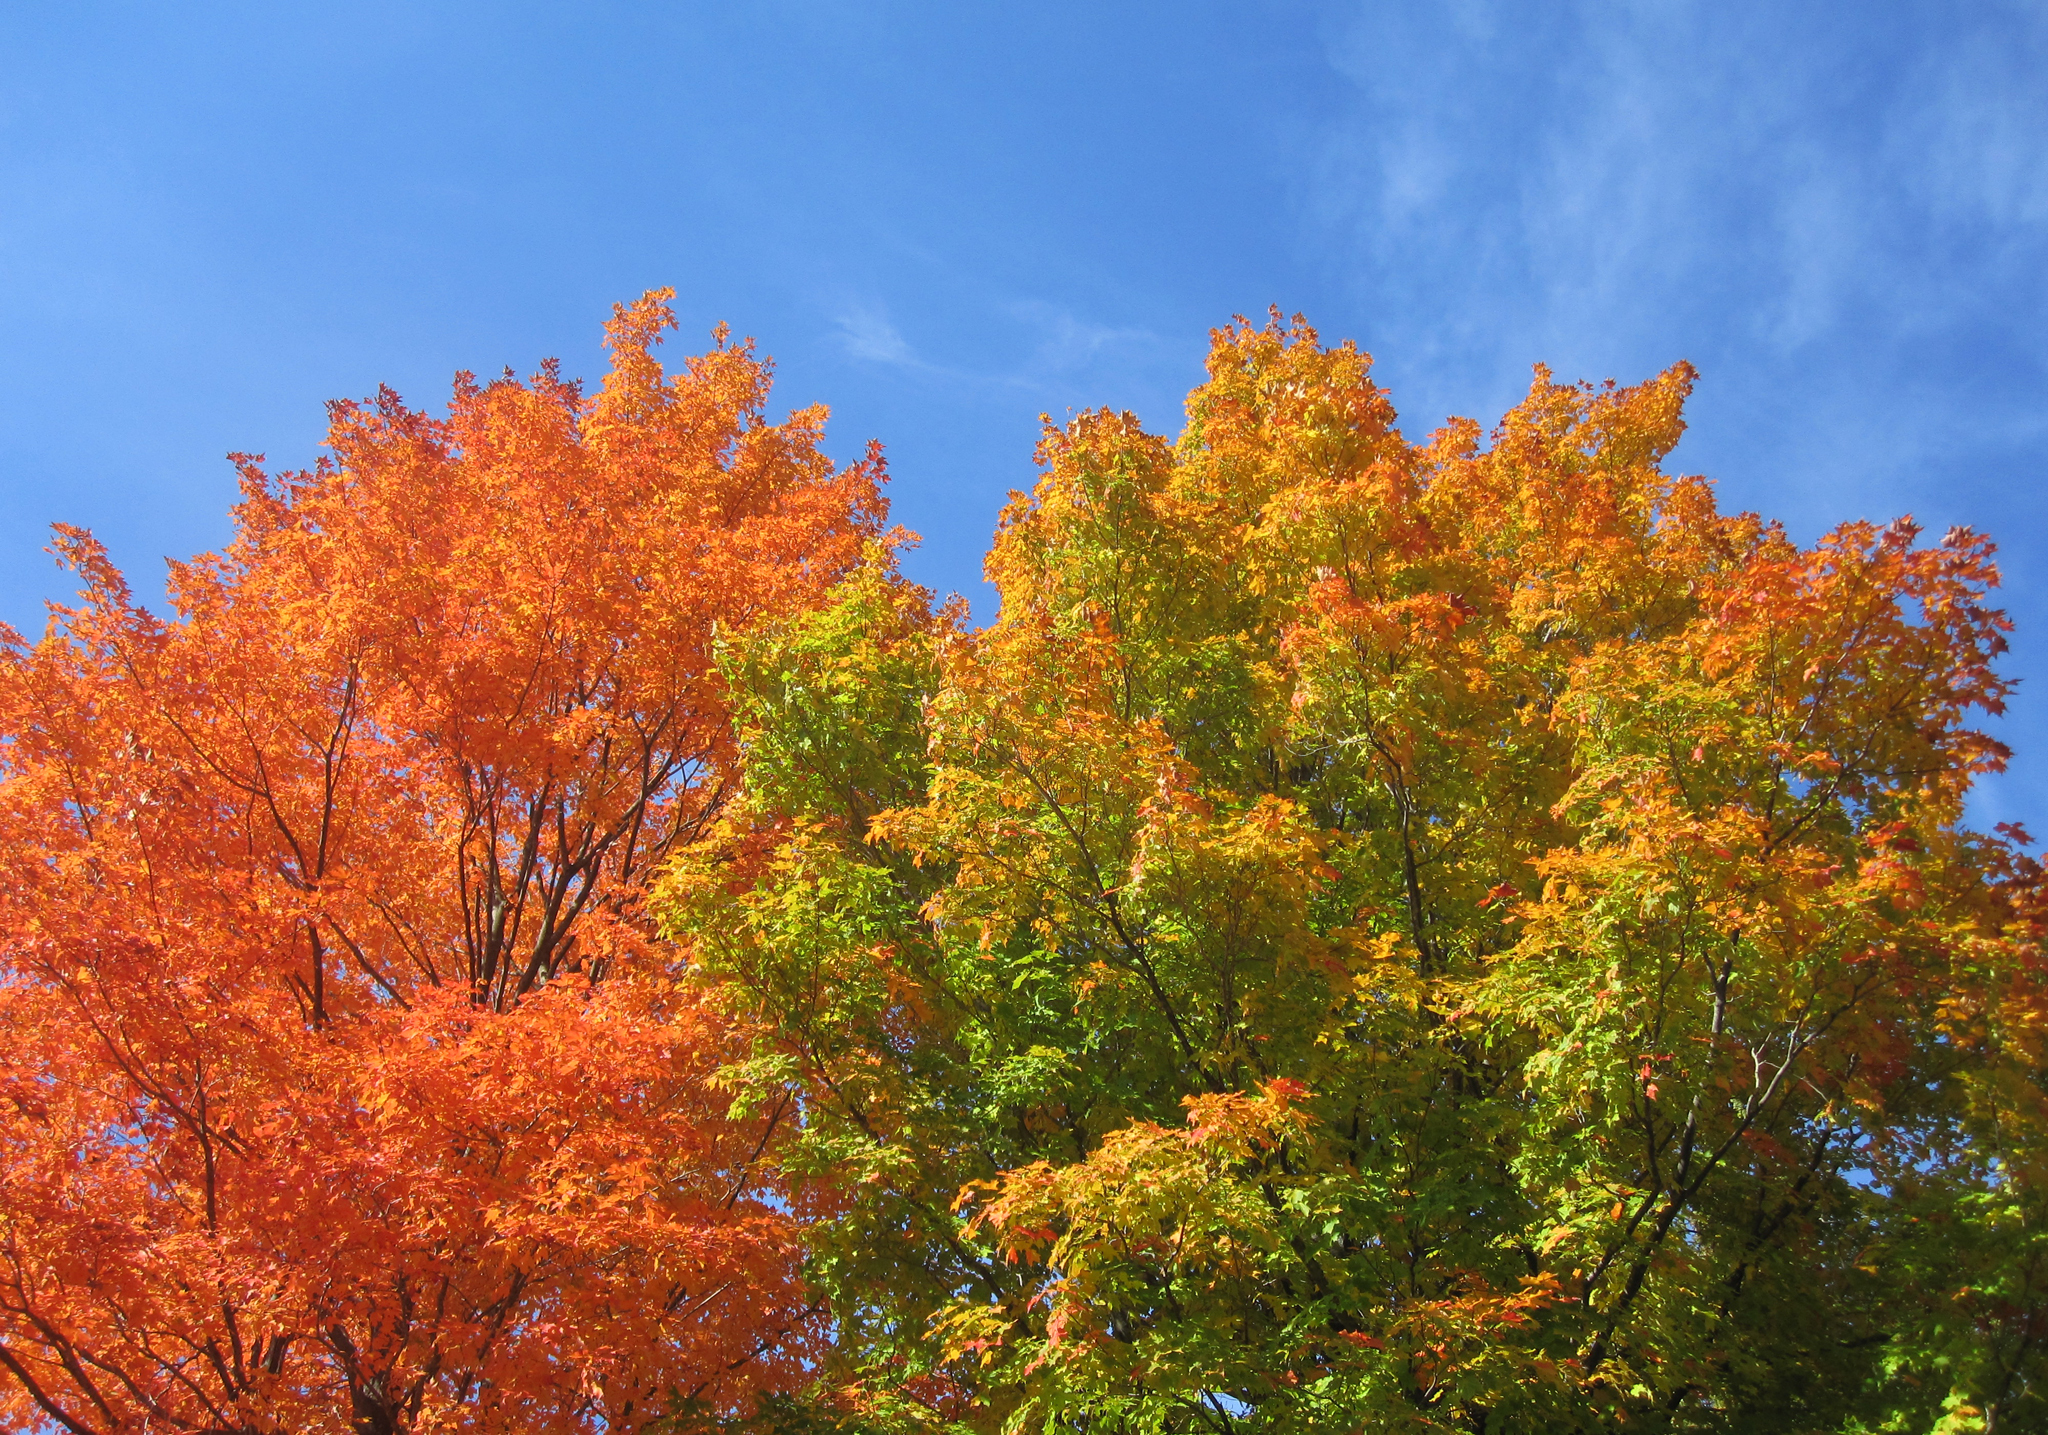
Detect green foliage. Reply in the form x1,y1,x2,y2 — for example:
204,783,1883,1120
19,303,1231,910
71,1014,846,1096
658,320,2048,1432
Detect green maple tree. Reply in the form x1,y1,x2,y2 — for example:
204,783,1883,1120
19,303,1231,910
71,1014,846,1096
660,317,2047,1433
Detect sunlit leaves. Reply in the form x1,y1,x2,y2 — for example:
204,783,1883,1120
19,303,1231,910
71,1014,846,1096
0,294,885,1435
663,315,2044,1432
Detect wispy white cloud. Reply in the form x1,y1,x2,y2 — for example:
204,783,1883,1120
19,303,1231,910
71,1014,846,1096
1304,0,2048,481
1005,299,1156,376
833,299,916,365
826,291,1161,401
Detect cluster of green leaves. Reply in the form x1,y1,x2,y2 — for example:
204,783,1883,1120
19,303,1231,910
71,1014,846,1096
658,319,2047,1433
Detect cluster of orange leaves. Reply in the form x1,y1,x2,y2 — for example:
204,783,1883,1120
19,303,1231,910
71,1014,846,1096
0,294,886,1434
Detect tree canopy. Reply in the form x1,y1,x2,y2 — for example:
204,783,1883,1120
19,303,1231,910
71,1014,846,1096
662,317,2044,1433
0,292,887,1434
3,302,2042,1434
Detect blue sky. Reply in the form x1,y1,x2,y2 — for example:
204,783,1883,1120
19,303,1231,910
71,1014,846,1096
3,1,2044,819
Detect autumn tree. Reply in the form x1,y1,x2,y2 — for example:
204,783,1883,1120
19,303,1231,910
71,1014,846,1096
0,292,892,1435
662,317,2048,1432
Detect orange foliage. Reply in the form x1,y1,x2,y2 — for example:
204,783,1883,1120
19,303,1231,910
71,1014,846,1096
0,293,887,1434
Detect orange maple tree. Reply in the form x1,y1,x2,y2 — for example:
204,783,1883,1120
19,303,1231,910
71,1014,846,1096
0,293,888,1434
